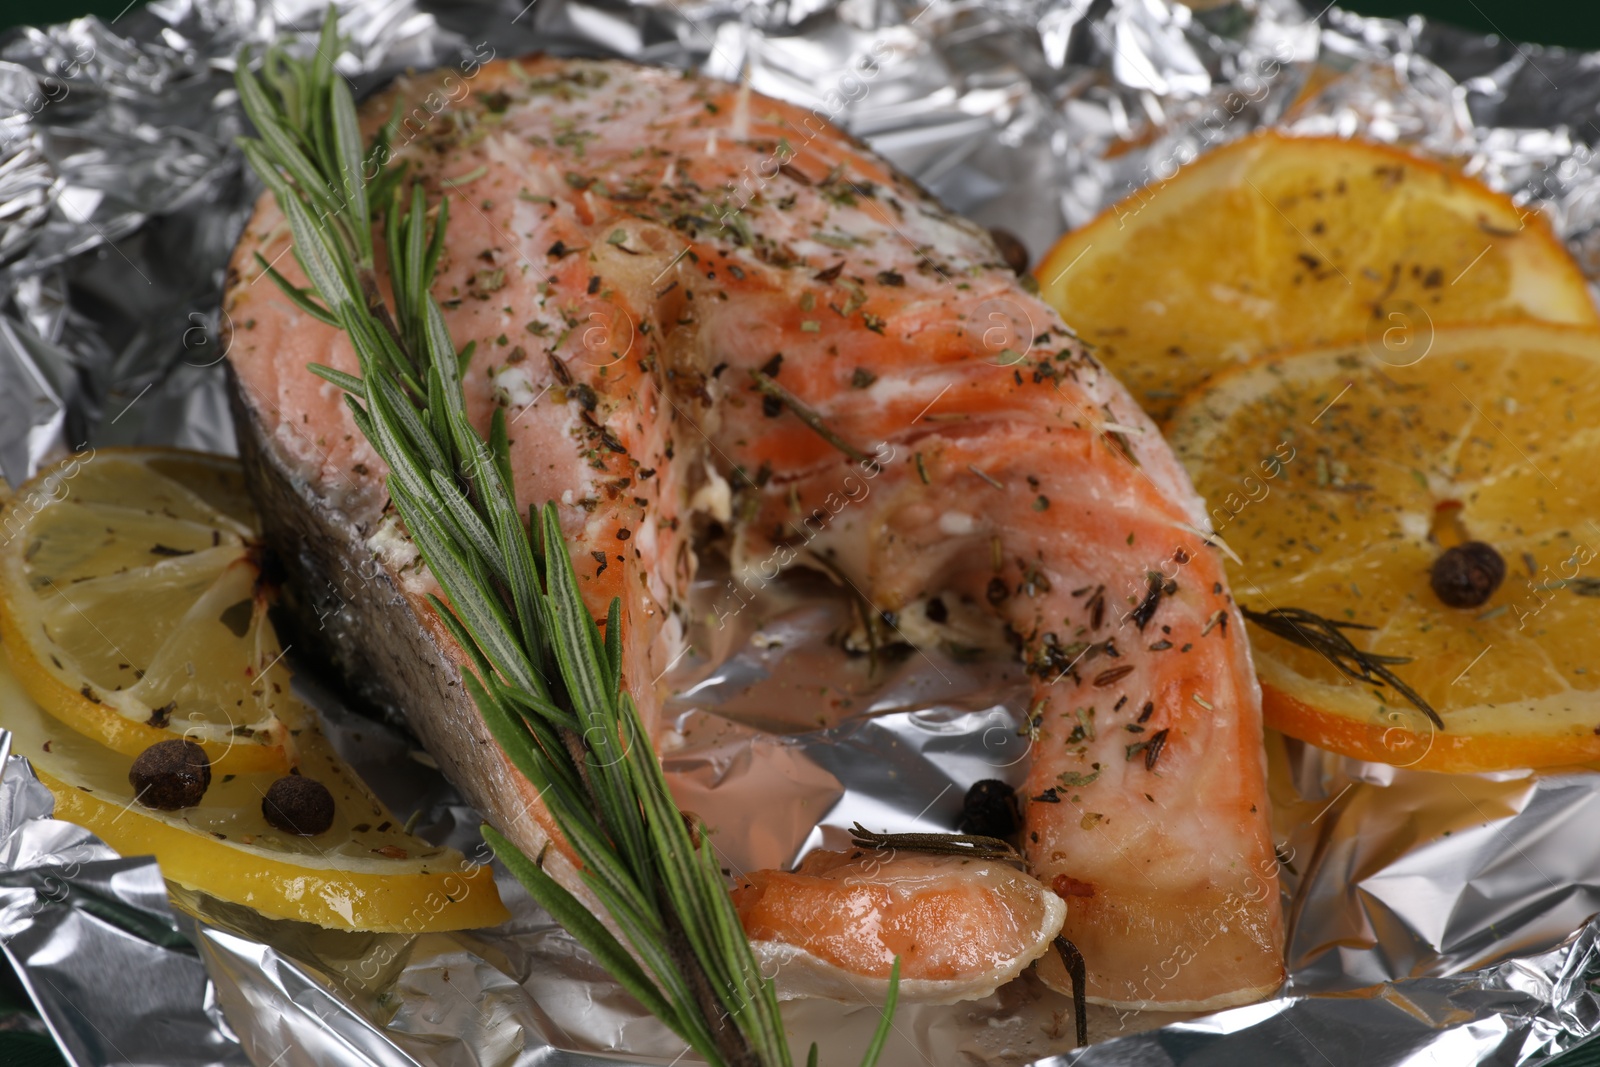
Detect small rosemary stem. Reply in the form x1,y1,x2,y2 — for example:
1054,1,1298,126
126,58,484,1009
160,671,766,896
1053,936,1088,1047
749,369,874,467
658,896,763,1067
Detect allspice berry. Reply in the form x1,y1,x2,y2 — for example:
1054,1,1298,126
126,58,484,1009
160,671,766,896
988,227,1031,276
262,775,336,836
1430,541,1506,608
959,779,1021,839
129,739,212,810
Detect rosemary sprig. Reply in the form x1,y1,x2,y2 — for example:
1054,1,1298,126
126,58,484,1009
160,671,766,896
234,13,897,1066
848,823,1023,865
1238,605,1442,729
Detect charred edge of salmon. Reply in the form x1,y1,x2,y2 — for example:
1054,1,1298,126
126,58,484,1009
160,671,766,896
226,365,560,874
227,366,407,724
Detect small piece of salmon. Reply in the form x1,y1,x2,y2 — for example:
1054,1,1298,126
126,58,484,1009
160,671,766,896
734,849,1065,1005
225,56,1281,1009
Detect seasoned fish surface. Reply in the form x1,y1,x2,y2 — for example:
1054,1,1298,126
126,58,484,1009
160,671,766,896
225,56,1282,1009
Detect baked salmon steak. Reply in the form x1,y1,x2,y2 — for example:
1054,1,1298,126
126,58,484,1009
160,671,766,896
224,55,1283,1011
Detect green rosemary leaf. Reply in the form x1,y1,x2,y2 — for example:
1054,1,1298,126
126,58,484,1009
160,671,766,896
581,878,724,1065
305,363,363,394
539,507,620,730
537,511,652,878
237,62,340,222
329,76,371,266
367,157,406,218
422,362,453,474
386,475,490,591
359,391,444,535
428,468,506,585
271,171,359,320
603,596,623,696
487,673,579,733
859,957,901,1067
488,406,514,499
482,825,684,1034
621,695,787,1063
312,10,339,103
477,452,544,679
426,592,492,677
340,391,375,450
425,298,483,461
254,253,340,326
468,662,586,807
367,366,448,481
391,477,534,691
405,182,430,337
465,671,642,910
424,196,450,289
384,186,406,320
254,47,295,127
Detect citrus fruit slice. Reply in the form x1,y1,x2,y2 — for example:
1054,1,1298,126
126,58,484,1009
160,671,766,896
1034,132,1599,423
1,657,507,931
1167,322,1600,772
0,449,294,773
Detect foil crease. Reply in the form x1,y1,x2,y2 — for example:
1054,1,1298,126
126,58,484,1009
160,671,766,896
3,0,1600,1065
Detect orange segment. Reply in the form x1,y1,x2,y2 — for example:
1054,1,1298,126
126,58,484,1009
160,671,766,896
1034,132,1598,423
1168,323,1600,772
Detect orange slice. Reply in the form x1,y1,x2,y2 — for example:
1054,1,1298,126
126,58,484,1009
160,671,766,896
1168,323,1600,772
1034,132,1598,423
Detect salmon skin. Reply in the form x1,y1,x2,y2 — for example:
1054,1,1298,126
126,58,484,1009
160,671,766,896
225,55,1282,1010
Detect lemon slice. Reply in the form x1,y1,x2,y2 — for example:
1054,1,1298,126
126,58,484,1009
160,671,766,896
1034,132,1599,423
1168,323,1600,772
0,449,294,772
1,655,507,931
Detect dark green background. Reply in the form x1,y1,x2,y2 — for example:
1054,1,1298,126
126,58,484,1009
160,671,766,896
2,0,1598,1065
0,0,1597,46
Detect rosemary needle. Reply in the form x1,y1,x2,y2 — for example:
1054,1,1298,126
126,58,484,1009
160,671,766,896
1239,605,1442,729
234,12,897,1066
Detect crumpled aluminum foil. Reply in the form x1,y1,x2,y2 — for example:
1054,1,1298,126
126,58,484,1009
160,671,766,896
0,735,250,1066
4,0,1600,1064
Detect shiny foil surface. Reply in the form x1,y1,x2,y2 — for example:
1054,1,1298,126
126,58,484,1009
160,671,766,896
2,0,1600,1064
0,738,249,1066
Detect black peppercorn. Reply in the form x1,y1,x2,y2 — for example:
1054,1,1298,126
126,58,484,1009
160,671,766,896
262,775,336,836
959,779,1020,839
1430,541,1505,608
988,228,1030,275
129,739,211,810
